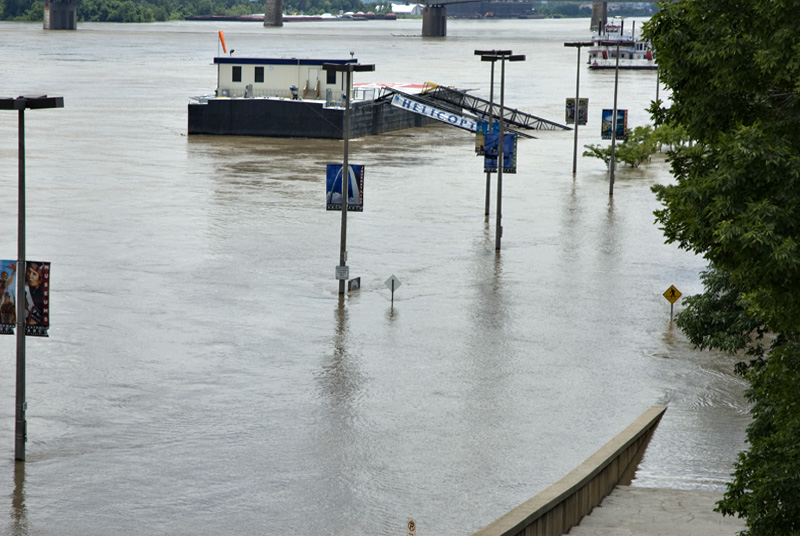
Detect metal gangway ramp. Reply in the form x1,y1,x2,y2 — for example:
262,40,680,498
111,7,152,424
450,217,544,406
422,83,570,132
376,84,569,138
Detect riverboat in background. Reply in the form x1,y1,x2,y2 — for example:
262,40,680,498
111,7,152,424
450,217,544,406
587,17,656,70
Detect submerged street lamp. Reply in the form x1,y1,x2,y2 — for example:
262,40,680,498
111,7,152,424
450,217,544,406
474,49,497,218
593,39,622,197
564,42,592,175
609,40,621,197
479,51,525,251
321,63,375,295
0,95,64,462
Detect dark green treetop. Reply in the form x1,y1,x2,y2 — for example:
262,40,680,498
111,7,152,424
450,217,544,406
644,0,800,532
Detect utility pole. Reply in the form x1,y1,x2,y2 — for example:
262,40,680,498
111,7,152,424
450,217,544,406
0,95,64,461
564,42,592,175
322,62,375,295
478,51,525,250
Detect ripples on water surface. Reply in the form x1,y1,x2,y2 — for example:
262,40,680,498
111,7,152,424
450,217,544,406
0,18,748,535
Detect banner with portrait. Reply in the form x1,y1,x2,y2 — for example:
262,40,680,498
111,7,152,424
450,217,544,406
0,260,50,337
565,98,588,125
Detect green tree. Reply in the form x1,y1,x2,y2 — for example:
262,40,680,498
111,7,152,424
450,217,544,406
582,125,661,168
616,125,657,167
644,0,800,533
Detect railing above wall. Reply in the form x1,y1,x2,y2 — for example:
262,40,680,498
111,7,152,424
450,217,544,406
472,405,667,536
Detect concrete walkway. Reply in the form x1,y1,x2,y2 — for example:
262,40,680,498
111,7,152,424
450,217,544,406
566,486,746,536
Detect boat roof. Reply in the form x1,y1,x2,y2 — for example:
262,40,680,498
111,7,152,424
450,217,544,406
213,57,357,66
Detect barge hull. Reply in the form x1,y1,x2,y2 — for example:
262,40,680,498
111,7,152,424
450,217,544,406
188,98,435,139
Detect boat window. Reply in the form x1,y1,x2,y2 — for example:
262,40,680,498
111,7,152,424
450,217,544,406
255,67,264,83
327,69,336,85
232,66,242,83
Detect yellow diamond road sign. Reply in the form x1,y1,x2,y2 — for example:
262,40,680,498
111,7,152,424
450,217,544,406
663,285,682,304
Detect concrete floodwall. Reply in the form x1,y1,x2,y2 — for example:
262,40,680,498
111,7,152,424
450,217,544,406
472,405,667,536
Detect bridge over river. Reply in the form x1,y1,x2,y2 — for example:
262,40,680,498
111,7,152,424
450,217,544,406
262,0,658,37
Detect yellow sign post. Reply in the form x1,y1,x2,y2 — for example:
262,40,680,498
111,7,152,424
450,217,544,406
663,285,682,318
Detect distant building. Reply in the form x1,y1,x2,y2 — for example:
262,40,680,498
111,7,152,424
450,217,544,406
391,4,424,16
44,0,77,30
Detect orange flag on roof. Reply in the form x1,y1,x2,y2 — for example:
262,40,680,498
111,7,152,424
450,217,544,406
218,30,227,54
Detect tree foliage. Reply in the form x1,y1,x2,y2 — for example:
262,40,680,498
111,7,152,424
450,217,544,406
582,124,687,169
643,0,800,533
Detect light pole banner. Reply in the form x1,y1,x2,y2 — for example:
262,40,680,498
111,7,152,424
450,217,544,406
475,120,500,155
390,93,478,132
0,260,50,337
483,133,517,174
0,260,15,335
326,164,365,212
601,109,628,140
565,98,588,125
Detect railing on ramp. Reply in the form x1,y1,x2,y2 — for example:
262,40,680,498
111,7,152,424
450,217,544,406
376,84,570,138
422,83,570,132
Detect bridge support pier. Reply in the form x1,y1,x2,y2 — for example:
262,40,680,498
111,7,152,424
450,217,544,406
43,0,77,30
422,5,447,37
264,0,283,27
590,1,607,31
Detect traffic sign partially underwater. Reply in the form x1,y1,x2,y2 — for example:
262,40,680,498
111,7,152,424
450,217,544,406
663,285,682,304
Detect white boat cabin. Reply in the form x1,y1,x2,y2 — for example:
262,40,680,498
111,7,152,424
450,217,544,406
214,57,357,102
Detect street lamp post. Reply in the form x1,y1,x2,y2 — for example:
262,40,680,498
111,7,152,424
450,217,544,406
474,50,496,218
564,42,592,175
609,41,620,196
0,95,64,462
322,63,375,295
479,51,525,251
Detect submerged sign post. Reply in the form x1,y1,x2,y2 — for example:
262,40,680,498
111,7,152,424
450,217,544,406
663,284,682,319
385,274,401,305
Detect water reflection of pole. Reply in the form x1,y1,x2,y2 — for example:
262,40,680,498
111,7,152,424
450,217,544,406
322,62,374,295
609,41,620,197
564,42,592,175
13,461,28,535
0,95,64,462
479,51,525,251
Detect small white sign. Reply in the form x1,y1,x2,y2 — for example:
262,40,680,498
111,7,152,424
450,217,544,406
336,265,349,280
385,274,401,291
407,518,416,536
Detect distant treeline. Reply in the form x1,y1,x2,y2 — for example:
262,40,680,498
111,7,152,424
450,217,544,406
1,0,656,23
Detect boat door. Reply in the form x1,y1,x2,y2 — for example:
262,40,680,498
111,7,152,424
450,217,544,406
307,68,319,99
